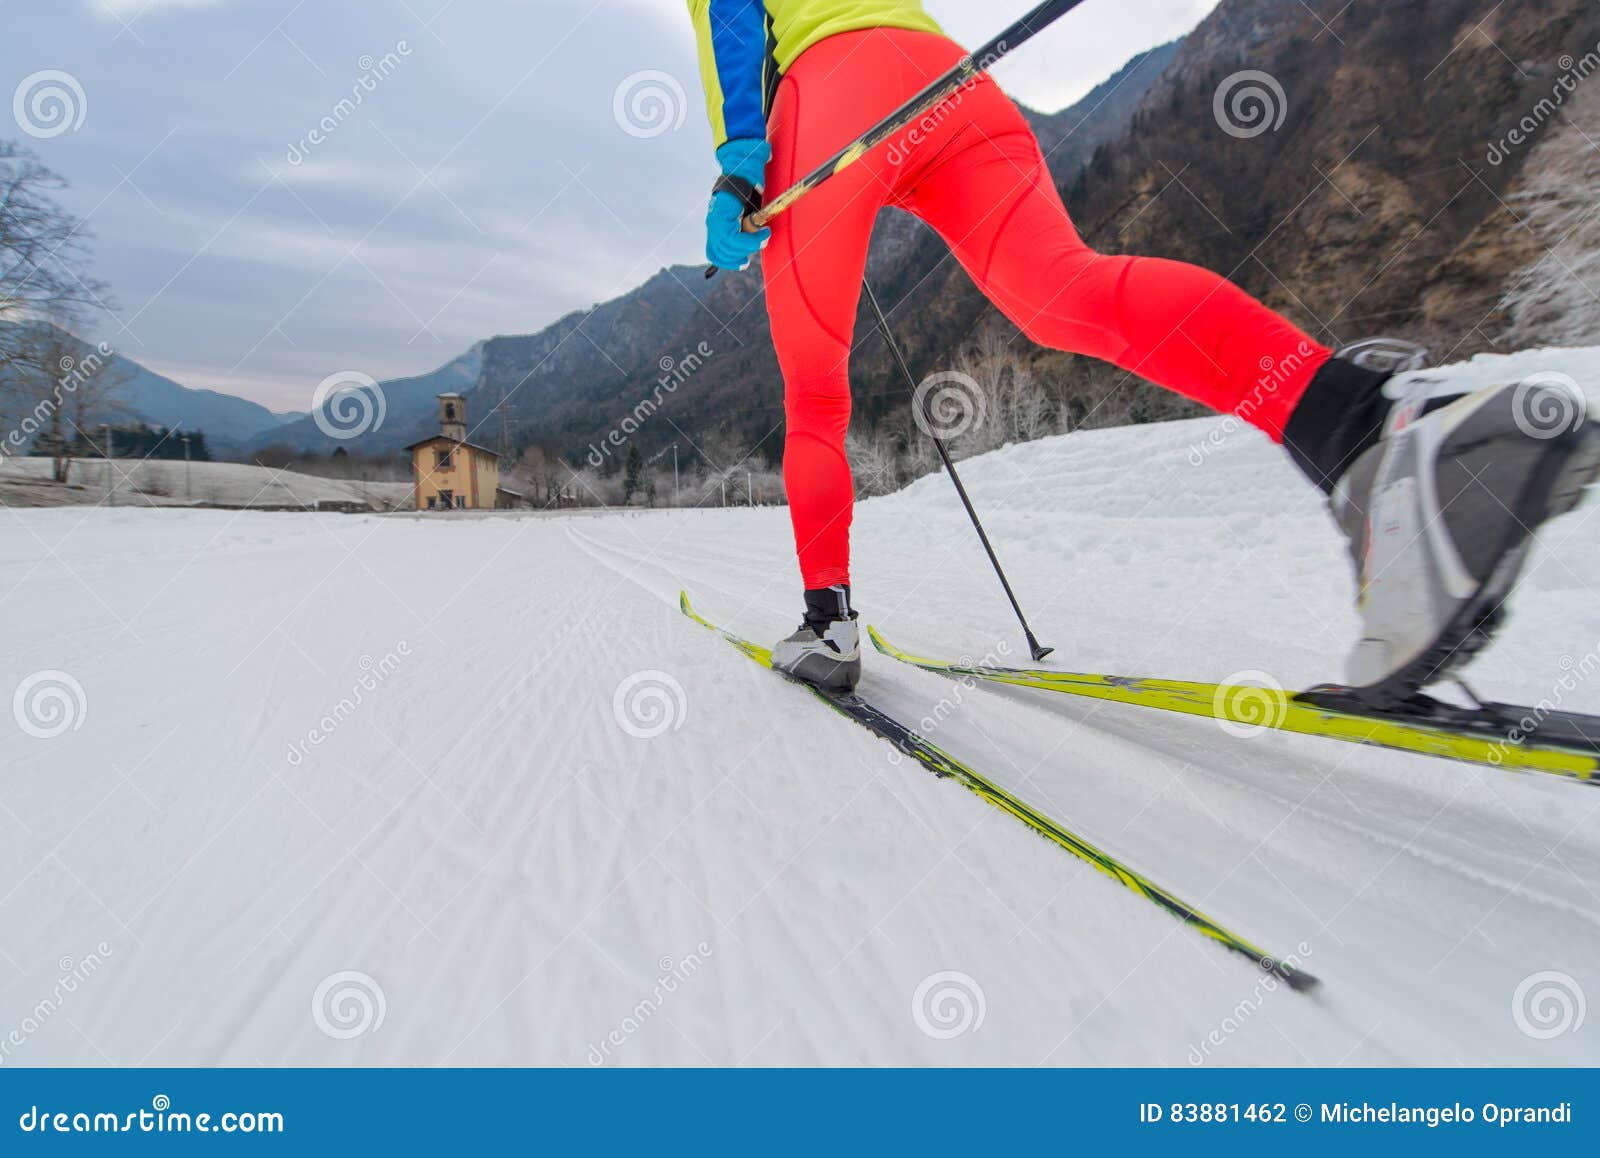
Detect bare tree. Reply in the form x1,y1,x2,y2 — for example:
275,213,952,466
0,142,110,372
10,321,125,483
846,427,903,498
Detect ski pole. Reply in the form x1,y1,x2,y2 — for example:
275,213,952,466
862,280,1054,662
706,0,1093,277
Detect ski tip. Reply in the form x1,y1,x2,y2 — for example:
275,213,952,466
1273,962,1321,993
678,589,692,615
866,625,915,660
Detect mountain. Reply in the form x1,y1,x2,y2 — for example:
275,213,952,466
245,342,486,456
0,320,302,452
113,358,302,450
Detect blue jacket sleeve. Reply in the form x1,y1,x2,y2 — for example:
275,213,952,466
688,0,770,148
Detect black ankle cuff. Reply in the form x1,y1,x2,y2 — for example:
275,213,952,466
803,585,852,631
1283,358,1392,494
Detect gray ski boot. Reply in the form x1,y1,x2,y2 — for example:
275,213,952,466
1332,369,1600,705
771,584,861,692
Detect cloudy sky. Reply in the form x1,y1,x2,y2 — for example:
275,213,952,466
3,0,1219,412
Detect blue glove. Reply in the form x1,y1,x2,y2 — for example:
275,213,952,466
706,138,772,272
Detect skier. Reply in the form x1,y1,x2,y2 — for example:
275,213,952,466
687,1,1600,701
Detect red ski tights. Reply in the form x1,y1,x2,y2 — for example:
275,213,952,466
763,28,1331,588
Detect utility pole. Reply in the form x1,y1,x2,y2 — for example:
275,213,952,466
673,445,679,506
720,476,726,508
746,472,752,507
101,423,113,508
498,382,511,458
181,435,192,502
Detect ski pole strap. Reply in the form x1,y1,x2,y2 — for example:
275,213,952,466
711,174,763,221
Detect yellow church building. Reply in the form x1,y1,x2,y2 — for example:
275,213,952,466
407,394,517,511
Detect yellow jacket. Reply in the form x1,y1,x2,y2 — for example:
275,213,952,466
688,0,942,147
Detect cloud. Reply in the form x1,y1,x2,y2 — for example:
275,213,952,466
90,0,231,18
29,0,1219,410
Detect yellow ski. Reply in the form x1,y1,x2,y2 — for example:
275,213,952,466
683,593,1319,991
868,628,1599,784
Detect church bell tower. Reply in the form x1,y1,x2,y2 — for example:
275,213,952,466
438,393,466,441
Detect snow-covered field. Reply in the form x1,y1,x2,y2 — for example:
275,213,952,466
0,456,411,510
5,348,1600,1066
